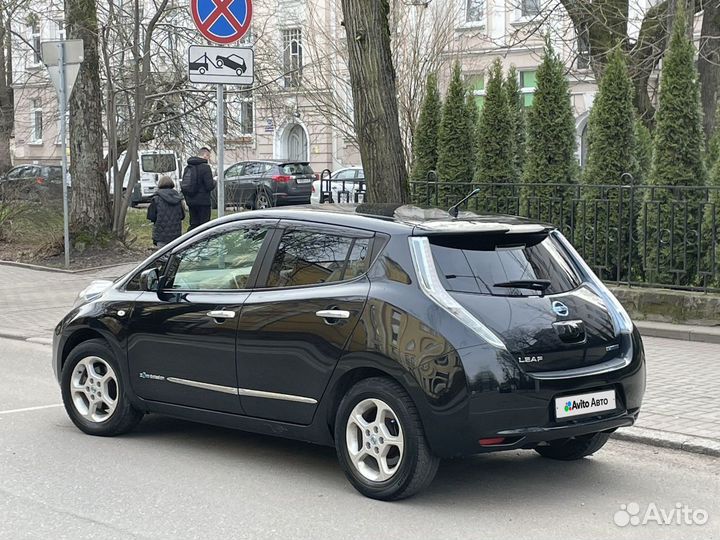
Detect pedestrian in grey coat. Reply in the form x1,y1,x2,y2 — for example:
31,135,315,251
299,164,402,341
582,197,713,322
147,176,185,247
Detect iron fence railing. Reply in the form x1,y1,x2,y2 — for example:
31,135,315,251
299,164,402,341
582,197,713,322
409,179,720,293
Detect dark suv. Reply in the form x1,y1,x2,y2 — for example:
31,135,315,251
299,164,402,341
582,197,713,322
220,160,314,209
0,164,65,200
53,205,645,500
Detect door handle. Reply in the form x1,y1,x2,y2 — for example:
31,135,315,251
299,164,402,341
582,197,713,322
207,310,236,320
315,310,350,320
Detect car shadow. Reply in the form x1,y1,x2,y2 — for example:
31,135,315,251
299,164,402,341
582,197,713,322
124,414,616,505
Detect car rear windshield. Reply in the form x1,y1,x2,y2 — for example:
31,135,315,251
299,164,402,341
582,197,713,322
141,154,177,173
280,163,314,175
429,233,582,296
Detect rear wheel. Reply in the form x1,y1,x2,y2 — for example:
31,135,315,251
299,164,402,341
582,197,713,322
534,432,610,460
61,339,143,436
335,377,439,500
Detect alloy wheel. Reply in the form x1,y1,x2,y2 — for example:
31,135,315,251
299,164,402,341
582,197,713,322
256,192,271,209
69,356,119,423
345,398,404,482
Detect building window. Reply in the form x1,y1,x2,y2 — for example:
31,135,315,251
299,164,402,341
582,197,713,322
520,70,537,107
466,73,485,110
55,19,65,40
282,28,302,88
520,0,540,18
30,22,41,64
465,0,485,23
31,99,43,142
225,90,253,136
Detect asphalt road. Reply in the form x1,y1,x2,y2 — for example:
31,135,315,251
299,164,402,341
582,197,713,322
1,338,718,540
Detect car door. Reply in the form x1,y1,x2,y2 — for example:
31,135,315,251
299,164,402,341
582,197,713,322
235,162,259,206
235,221,374,424
126,219,277,413
223,163,243,206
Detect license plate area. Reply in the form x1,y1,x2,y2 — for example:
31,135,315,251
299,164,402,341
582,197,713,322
295,177,313,184
555,389,617,420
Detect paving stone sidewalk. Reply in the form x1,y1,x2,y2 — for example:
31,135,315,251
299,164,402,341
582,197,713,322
0,262,718,455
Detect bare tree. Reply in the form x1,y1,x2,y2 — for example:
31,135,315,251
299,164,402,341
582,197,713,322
66,0,112,236
341,0,408,203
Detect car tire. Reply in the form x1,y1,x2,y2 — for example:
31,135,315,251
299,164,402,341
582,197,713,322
534,432,611,460
61,339,143,437
334,377,439,500
253,190,272,210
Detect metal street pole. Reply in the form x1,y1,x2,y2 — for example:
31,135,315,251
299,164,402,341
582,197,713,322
57,42,70,269
217,84,225,218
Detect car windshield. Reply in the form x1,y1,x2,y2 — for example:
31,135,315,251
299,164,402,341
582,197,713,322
141,154,176,173
281,163,314,175
429,232,582,296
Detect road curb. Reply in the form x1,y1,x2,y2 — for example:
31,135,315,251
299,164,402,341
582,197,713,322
0,259,140,275
612,427,720,457
635,321,720,345
0,330,52,345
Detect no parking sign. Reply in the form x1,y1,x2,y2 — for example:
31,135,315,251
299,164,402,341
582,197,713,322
191,0,252,44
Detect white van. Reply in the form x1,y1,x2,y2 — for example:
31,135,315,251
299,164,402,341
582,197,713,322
109,150,182,205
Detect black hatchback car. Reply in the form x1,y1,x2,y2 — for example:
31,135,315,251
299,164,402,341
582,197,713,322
53,205,645,500
219,160,314,209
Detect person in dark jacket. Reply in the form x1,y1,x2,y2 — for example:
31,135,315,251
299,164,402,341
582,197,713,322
147,176,185,248
183,147,216,230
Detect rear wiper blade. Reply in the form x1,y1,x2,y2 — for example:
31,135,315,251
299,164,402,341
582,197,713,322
493,279,551,292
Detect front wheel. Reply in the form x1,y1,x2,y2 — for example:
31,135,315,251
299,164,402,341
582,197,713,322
61,339,143,436
534,432,611,460
335,377,439,500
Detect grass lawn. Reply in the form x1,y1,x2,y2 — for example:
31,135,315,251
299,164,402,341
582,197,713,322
1,202,223,267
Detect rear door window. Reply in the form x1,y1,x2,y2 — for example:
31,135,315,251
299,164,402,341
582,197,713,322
265,228,371,288
429,233,581,296
280,163,314,176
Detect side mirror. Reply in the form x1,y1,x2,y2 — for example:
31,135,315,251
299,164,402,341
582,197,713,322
140,268,159,292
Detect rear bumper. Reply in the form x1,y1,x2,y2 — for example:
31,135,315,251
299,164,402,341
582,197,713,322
421,329,646,457
274,193,311,205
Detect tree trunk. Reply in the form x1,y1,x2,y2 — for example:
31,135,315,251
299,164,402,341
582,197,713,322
340,0,408,204
66,0,112,237
0,9,13,175
699,0,720,142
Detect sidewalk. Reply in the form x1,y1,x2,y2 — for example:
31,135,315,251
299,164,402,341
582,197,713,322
0,262,718,456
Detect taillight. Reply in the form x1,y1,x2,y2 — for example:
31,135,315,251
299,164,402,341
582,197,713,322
272,174,292,183
35,177,45,184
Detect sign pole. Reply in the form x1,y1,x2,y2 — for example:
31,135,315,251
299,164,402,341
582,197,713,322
57,42,70,269
217,83,225,218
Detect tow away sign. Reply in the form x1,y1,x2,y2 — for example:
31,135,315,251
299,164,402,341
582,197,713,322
188,45,254,85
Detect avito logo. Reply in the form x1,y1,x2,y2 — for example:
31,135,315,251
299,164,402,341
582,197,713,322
564,396,610,413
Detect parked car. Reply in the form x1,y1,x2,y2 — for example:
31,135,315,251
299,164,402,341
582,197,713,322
217,160,314,210
311,166,365,204
53,205,645,500
0,164,65,201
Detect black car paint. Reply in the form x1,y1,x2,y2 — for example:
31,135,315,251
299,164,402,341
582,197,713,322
53,207,645,458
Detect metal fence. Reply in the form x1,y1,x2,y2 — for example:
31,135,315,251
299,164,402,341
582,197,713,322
409,179,720,293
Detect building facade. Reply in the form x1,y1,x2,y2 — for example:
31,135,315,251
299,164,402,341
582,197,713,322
10,0,698,175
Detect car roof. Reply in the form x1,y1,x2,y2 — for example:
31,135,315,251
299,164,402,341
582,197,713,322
210,204,555,236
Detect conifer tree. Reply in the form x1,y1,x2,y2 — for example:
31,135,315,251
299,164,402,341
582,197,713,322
580,48,636,279
475,59,515,209
641,4,707,285
505,65,526,184
410,73,442,206
522,40,577,224
437,62,475,206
